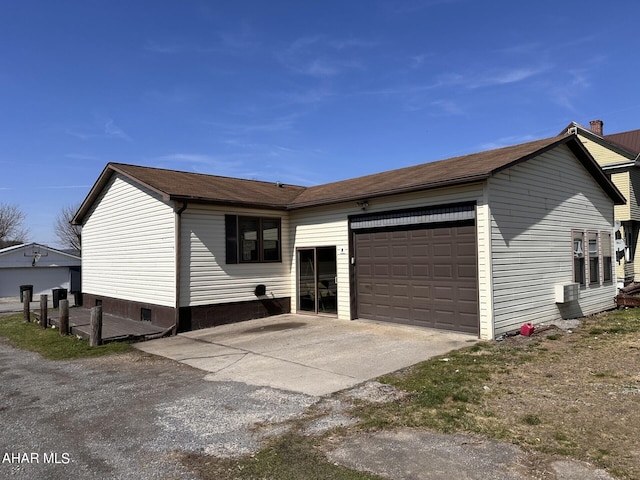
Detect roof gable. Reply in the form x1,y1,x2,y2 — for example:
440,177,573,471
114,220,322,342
73,134,625,224
559,122,638,162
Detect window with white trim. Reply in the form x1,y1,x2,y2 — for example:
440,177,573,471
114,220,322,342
602,231,613,283
588,232,599,285
573,231,585,286
573,229,613,287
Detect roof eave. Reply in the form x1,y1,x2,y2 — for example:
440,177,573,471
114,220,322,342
169,195,290,211
287,174,491,210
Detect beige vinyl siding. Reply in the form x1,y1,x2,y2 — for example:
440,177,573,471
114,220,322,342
82,175,176,306
476,189,494,340
610,171,631,221
630,168,640,282
290,184,492,338
489,145,616,335
290,205,351,320
580,136,632,167
180,205,291,307
611,171,628,281
629,167,640,220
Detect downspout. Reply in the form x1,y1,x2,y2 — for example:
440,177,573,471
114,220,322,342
174,201,188,335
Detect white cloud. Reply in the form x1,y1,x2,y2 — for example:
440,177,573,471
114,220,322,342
277,35,370,77
205,114,300,135
154,153,243,175
64,118,132,142
32,185,92,190
64,154,101,161
479,134,538,151
409,53,432,69
435,65,549,89
428,99,465,116
103,119,131,141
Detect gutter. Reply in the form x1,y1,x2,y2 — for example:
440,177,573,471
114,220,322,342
174,201,188,335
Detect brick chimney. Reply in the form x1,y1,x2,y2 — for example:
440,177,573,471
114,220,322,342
589,119,604,136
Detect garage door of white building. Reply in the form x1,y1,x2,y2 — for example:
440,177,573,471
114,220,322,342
0,268,71,298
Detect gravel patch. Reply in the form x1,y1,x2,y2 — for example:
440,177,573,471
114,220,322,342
0,340,315,479
345,380,409,403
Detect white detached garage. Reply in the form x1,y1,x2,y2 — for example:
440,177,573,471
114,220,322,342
0,243,81,299
73,134,624,339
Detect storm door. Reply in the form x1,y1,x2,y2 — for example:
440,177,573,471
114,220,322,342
297,247,337,314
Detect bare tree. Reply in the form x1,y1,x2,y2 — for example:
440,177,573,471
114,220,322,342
0,203,28,247
54,203,82,252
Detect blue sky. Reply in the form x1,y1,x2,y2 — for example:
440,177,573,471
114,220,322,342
2,0,640,247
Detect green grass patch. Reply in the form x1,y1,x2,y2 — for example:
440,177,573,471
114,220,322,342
588,309,640,335
353,342,534,432
179,433,384,480
0,314,131,360
521,414,541,426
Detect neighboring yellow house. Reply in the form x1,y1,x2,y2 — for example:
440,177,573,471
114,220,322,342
561,120,640,284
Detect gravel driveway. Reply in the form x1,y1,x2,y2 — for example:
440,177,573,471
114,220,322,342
0,333,616,480
0,339,315,479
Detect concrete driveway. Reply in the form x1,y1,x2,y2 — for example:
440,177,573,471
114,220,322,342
135,314,477,396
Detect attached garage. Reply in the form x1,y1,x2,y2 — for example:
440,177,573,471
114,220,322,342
351,204,479,334
75,134,626,339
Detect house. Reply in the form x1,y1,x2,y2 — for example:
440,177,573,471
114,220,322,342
0,242,81,300
559,120,640,285
72,134,624,339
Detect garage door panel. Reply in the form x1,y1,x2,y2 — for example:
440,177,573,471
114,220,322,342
374,246,389,257
411,284,430,298
432,227,452,237
457,243,477,257
411,265,429,277
374,265,389,276
457,265,477,279
458,286,478,301
392,266,408,277
433,264,453,278
355,222,478,334
433,244,452,257
434,285,453,301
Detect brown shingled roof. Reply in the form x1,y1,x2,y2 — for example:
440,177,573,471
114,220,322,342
110,163,306,208
605,129,640,155
73,134,624,225
289,135,598,208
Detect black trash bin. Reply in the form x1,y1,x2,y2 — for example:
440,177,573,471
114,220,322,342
52,288,68,308
19,285,33,303
72,291,83,307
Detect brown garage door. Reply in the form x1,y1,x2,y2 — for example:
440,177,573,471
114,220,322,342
355,224,478,334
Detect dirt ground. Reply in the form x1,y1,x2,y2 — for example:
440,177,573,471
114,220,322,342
467,315,640,479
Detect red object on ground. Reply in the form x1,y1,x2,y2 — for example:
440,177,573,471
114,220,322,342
520,323,535,336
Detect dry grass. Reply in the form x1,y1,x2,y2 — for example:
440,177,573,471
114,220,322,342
476,312,640,478
355,309,640,479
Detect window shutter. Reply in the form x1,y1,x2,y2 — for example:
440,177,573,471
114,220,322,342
225,215,238,264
